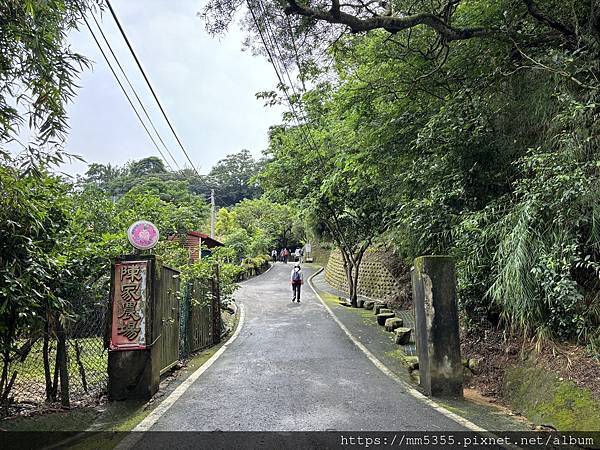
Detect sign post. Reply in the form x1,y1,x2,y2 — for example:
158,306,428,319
107,221,162,400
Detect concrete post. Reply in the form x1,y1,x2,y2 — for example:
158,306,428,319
411,256,463,397
107,255,161,400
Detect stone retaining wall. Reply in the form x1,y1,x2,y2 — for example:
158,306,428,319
324,248,411,307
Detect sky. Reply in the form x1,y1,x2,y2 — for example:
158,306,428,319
61,0,283,176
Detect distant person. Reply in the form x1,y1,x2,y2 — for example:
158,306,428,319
290,263,304,303
282,248,289,264
294,248,301,262
271,249,278,262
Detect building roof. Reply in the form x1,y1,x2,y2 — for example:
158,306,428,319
186,231,224,248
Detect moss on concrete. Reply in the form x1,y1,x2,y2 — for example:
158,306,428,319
385,349,418,368
319,292,340,306
503,364,600,431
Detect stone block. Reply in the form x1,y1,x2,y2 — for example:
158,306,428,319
364,300,375,310
384,317,404,332
394,327,412,345
379,308,393,315
338,298,352,307
468,358,480,374
373,303,386,315
410,369,420,385
412,256,463,397
376,312,395,326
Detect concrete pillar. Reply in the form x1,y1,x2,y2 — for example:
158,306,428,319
107,255,161,400
411,256,463,397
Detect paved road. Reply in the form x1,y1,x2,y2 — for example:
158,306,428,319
148,263,466,431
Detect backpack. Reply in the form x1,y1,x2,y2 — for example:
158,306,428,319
292,270,301,282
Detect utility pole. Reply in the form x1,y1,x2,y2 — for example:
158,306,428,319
210,189,215,239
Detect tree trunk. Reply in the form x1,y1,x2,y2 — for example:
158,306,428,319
350,261,361,307
0,307,17,407
74,340,88,393
43,313,54,402
55,318,70,408
346,262,357,307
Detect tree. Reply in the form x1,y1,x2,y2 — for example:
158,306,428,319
206,150,263,206
128,156,167,177
82,163,124,190
201,0,584,84
261,114,393,307
0,0,96,173
232,198,301,248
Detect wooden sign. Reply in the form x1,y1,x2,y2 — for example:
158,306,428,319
110,260,148,350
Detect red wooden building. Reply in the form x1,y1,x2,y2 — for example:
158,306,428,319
170,231,224,262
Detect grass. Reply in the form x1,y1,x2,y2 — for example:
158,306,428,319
8,336,107,403
2,311,242,450
11,337,106,380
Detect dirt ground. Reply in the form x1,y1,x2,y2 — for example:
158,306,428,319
461,327,600,403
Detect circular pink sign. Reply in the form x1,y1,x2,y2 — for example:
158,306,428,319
127,220,160,250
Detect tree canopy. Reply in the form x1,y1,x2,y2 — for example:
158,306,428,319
207,0,600,348
0,0,98,173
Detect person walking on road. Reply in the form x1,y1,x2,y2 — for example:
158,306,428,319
282,248,289,264
291,263,304,303
271,249,278,262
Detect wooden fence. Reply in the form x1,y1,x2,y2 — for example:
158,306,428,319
158,266,181,375
154,265,222,372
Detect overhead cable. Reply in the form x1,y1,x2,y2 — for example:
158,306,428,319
105,0,201,175
80,11,174,171
89,9,181,170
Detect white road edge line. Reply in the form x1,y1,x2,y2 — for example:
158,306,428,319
308,269,485,432
114,304,246,449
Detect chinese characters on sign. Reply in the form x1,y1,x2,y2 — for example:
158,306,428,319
110,261,148,350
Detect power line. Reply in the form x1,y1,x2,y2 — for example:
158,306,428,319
105,0,200,176
247,1,350,243
80,10,174,171
246,1,324,161
256,0,325,156
89,9,181,170
256,2,299,97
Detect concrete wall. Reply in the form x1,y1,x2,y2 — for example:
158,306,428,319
324,248,411,307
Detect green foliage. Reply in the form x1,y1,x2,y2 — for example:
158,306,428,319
205,149,264,206
215,197,304,260
0,0,96,173
226,0,600,345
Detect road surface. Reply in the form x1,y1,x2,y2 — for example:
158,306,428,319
146,263,466,431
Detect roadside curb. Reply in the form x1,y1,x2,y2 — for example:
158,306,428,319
114,304,246,448
307,268,485,432
237,262,274,285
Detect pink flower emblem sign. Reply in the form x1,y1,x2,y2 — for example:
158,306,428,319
127,220,160,250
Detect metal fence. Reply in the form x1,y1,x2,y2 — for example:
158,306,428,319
180,281,213,358
2,263,222,417
3,300,107,417
179,267,221,359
